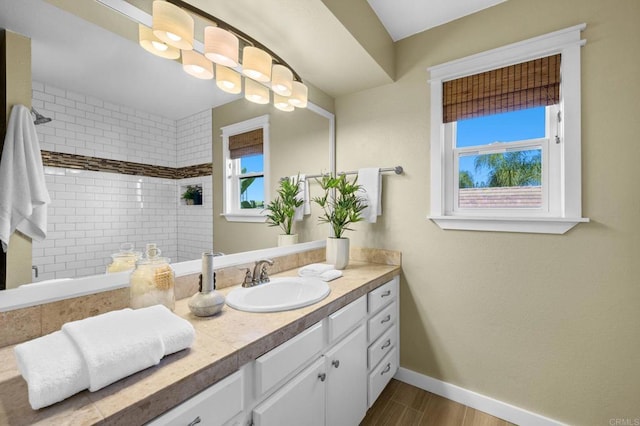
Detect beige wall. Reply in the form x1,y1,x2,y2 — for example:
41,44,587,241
334,0,640,424
2,31,33,288
212,99,333,254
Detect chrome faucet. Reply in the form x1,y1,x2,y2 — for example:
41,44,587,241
241,259,274,287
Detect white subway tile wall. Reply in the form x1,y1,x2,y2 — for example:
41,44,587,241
177,109,213,167
31,82,213,280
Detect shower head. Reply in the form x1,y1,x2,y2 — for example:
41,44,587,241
31,107,52,125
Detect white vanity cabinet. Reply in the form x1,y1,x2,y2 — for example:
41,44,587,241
252,296,368,426
150,275,400,426
146,370,243,426
366,277,399,407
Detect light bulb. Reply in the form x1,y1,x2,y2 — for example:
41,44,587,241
151,41,168,52
166,32,182,42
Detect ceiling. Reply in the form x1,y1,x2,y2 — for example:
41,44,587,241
367,0,508,42
0,0,507,120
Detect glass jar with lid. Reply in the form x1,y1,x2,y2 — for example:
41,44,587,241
106,243,141,273
129,243,175,311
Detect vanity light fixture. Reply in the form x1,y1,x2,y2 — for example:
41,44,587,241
152,0,194,50
271,64,293,97
245,78,270,104
126,0,309,109
289,81,309,108
273,94,294,112
204,26,239,68
138,24,180,59
242,46,272,82
182,50,214,79
215,65,242,94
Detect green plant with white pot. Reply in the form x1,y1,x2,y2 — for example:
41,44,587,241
263,176,304,246
313,174,367,269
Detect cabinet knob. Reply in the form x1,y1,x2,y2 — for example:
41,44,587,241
187,416,202,426
318,373,326,382
381,315,391,324
381,363,391,376
381,339,391,350
381,290,391,297
332,359,340,368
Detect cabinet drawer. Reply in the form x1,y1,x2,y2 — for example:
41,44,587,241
255,321,324,396
368,348,397,408
368,301,396,343
368,323,396,370
328,295,366,343
147,370,243,426
368,279,397,314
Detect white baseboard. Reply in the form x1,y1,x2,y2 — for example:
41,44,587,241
393,367,567,426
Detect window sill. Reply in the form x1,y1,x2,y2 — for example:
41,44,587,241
221,213,267,223
428,216,589,234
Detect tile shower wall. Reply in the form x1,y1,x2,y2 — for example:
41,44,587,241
31,82,213,280
175,110,214,262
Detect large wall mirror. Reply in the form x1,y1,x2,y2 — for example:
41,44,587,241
0,0,334,294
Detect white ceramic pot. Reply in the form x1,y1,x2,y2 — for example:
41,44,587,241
326,237,349,270
278,234,299,247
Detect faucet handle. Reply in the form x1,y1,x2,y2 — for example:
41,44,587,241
239,268,253,287
259,265,271,283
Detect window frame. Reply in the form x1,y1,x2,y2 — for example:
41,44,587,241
449,105,557,217
428,24,589,234
221,114,270,223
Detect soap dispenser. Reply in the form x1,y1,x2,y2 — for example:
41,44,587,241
188,251,225,317
130,243,175,310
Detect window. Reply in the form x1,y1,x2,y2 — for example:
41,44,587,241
428,24,589,234
221,115,270,222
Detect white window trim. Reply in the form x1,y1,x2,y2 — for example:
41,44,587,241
220,114,270,223
427,23,589,234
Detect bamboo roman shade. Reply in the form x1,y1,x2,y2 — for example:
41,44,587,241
229,128,263,159
442,54,561,123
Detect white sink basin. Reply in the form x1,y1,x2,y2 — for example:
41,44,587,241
225,277,331,313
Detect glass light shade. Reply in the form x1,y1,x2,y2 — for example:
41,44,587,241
216,65,241,94
139,24,180,59
288,81,308,108
204,26,239,67
271,64,293,96
274,94,294,112
244,78,270,104
242,47,272,82
181,50,214,79
153,1,194,50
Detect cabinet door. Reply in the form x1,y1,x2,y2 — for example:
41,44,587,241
325,324,367,426
252,358,325,426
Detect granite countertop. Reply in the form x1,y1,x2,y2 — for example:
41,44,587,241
0,261,400,425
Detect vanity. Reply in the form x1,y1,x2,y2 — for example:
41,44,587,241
0,247,400,425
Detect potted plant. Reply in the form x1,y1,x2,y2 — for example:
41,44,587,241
263,176,304,246
313,174,367,269
181,185,202,205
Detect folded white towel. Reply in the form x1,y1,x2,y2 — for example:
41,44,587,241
133,304,195,356
357,168,382,223
62,308,165,392
298,263,336,277
14,331,89,410
319,270,342,282
14,306,195,409
292,174,310,221
0,104,51,252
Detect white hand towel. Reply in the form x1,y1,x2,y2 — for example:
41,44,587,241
62,308,165,391
292,174,310,221
0,104,51,252
14,331,89,410
319,269,342,282
357,168,382,223
298,263,335,277
133,304,195,356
